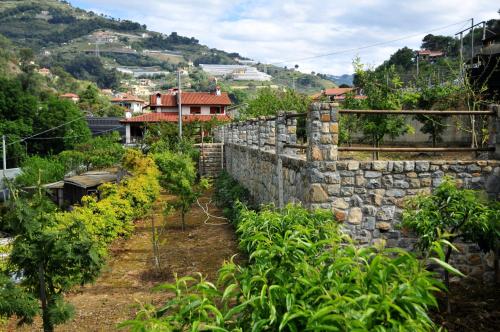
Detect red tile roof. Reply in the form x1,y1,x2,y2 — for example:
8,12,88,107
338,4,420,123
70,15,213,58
60,93,79,98
111,93,146,103
323,88,355,96
150,92,232,107
120,113,231,123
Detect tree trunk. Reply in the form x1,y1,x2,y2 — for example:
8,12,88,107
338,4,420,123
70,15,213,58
444,245,453,314
151,215,160,271
38,265,53,332
181,210,185,231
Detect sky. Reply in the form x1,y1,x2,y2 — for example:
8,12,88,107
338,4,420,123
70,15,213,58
71,0,499,75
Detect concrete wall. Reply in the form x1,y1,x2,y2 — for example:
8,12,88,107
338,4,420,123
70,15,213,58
215,103,500,282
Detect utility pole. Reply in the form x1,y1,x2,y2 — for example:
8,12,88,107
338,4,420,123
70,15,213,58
177,70,182,138
459,32,464,79
416,52,419,78
470,18,474,62
2,135,6,176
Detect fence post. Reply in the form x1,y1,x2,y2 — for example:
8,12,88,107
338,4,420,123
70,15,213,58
284,113,298,155
275,112,286,209
306,103,339,208
489,104,500,160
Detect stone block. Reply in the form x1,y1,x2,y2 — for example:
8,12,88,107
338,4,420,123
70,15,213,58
347,207,363,225
332,197,349,209
365,217,376,230
393,180,410,189
333,209,346,222
324,172,341,184
376,222,391,231
309,184,328,203
432,170,444,178
386,189,406,198
376,206,395,221
382,175,393,188
330,123,339,133
404,161,415,171
341,177,354,185
347,161,360,170
360,162,372,170
415,161,430,172
340,186,354,196
393,161,404,173
321,114,330,122
362,205,377,216
420,178,431,187
372,161,388,171
365,171,382,178
366,178,381,189
355,175,366,186
311,146,322,161
327,184,341,195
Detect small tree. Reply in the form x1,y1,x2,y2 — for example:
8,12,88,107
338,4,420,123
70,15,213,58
4,188,105,331
403,178,498,312
353,58,411,159
154,151,197,231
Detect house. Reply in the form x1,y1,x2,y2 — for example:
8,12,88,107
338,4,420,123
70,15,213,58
37,67,51,76
60,93,80,103
111,93,147,116
416,49,444,62
312,88,367,102
121,87,231,144
63,170,121,206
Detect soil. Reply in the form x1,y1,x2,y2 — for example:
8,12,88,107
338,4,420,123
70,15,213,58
4,191,241,332
431,282,500,332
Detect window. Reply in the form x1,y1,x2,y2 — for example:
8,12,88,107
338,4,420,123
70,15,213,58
190,106,201,114
210,106,221,114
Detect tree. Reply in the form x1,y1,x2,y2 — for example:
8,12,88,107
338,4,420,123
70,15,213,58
154,151,197,231
4,189,105,331
15,156,65,187
242,87,310,118
403,178,499,312
352,58,411,159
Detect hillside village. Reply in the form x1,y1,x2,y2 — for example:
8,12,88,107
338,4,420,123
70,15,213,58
0,1,500,332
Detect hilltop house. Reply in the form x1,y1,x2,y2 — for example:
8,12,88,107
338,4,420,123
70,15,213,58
312,88,366,102
60,93,80,103
121,87,231,144
416,49,444,62
111,93,147,117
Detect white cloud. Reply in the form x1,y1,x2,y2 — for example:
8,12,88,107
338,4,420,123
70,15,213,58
72,0,499,74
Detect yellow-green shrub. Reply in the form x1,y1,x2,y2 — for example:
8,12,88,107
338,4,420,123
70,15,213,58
54,149,160,247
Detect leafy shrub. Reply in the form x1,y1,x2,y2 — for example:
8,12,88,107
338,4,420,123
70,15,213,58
123,204,444,331
15,156,66,187
214,171,252,221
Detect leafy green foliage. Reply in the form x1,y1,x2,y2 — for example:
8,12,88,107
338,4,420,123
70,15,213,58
154,151,197,230
214,171,252,221
15,156,65,187
351,59,411,158
403,178,499,311
124,198,444,331
59,132,124,171
403,178,498,254
242,88,311,119
0,274,39,325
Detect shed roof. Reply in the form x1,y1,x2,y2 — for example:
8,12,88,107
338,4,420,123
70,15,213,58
64,171,118,189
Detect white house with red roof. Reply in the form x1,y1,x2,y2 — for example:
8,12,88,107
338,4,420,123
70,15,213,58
121,87,231,144
111,93,147,116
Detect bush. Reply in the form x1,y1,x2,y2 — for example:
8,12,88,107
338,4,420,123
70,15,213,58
123,203,443,331
55,149,160,246
15,156,65,187
214,171,252,221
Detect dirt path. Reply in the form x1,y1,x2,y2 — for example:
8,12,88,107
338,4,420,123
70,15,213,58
6,191,241,332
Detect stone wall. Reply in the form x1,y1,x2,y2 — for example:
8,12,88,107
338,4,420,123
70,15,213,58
196,143,223,177
215,103,500,282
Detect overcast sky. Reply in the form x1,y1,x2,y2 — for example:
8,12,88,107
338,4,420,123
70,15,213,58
71,0,498,75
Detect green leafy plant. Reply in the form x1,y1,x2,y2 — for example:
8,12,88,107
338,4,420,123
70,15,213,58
403,178,499,312
124,196,444,331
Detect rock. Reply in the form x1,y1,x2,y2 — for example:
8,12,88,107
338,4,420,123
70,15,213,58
393,180,409,189
467,164,481,172
393,161,404,172
449,165,466,172
341,177,354,185
415,161,430,172
326,184,341,195
309,184,328,203
386,189,405,198
376,206,395,221
347,161,360,170
372,161,388,171
420,178,431,186
333,209,346,222
404,161,415,171
366,178,381,189
348,207,363,225
376,222,391,231
365,217,376,230
355,175,366,186
431,170,444,178
382,175,393,187
362,205,377,216
311,146,322,161
406,172,417,178
332,198,349,209
340,186,354,196
365,171,382,178
324,172,341,184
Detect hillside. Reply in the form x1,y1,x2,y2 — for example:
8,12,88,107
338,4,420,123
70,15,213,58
0,0,334,94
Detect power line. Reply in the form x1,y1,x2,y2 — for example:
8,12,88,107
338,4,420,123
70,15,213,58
7,115,86,146
269,19,470,66
25,126,123,140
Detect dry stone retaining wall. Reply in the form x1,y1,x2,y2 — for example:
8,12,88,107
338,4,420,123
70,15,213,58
215,103,500,282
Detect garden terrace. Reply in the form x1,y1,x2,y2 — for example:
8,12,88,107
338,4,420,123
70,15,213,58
214,103,500,282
